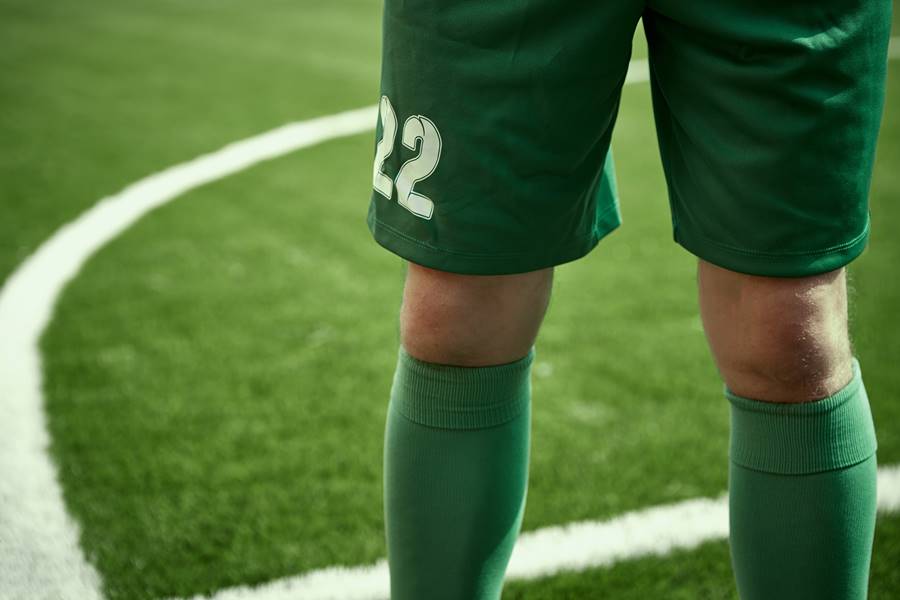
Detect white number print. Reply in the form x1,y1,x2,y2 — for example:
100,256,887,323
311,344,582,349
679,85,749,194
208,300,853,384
372,95,397,200
395,115,441,220
371,96,442,220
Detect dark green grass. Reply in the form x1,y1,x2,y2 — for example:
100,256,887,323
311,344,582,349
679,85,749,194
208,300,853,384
1,1,898,598
0,0,381,284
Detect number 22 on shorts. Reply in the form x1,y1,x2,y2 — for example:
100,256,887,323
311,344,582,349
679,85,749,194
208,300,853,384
372,95,442,220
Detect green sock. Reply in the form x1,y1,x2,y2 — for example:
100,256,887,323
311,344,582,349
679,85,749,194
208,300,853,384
383,347,533,600
727,358,878,600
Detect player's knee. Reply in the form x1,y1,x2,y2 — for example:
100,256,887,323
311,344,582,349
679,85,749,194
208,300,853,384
399,263,553,366
698,261,853,402
728,325,852,402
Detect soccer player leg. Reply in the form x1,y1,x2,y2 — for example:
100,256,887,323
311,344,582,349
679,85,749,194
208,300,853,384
384,265,551,600
643,0,890,596
369,0,641,596
698,262,876,600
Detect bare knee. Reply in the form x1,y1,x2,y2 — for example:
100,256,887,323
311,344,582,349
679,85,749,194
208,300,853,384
698,260,853,402
400,263,553,366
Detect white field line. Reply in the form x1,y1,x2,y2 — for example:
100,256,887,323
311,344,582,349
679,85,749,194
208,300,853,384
2,46,899,600
173,465,900,600
0,106,376,600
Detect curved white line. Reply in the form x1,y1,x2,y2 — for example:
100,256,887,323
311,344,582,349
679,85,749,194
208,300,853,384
2,46,899,599
0,105,377,600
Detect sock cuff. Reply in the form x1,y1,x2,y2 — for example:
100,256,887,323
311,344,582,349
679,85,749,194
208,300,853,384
389,347,534,430
727,358,877,475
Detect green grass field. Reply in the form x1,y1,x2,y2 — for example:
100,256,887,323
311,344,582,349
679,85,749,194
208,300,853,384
2,1,899,598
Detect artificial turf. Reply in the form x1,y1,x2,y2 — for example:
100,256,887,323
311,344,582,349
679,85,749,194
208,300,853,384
2,1,898,598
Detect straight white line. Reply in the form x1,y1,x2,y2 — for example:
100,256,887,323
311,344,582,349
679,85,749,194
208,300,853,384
175,465,900,600
1,43,899,599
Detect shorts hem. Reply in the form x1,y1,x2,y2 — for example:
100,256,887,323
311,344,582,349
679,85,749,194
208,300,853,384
367,204,621,275
674,220,870,277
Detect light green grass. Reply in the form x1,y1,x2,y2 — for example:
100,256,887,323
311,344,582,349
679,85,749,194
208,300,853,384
1,1,898,598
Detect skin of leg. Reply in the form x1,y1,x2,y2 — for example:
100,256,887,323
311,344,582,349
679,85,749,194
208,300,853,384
697,259,853,402
400,262,554,366
700,259,878,600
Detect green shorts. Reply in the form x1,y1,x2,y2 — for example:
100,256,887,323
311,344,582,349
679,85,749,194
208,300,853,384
366,0,892,276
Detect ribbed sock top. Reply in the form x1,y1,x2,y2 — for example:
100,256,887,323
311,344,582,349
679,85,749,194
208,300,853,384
727,358,877,475
389,347,534,430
